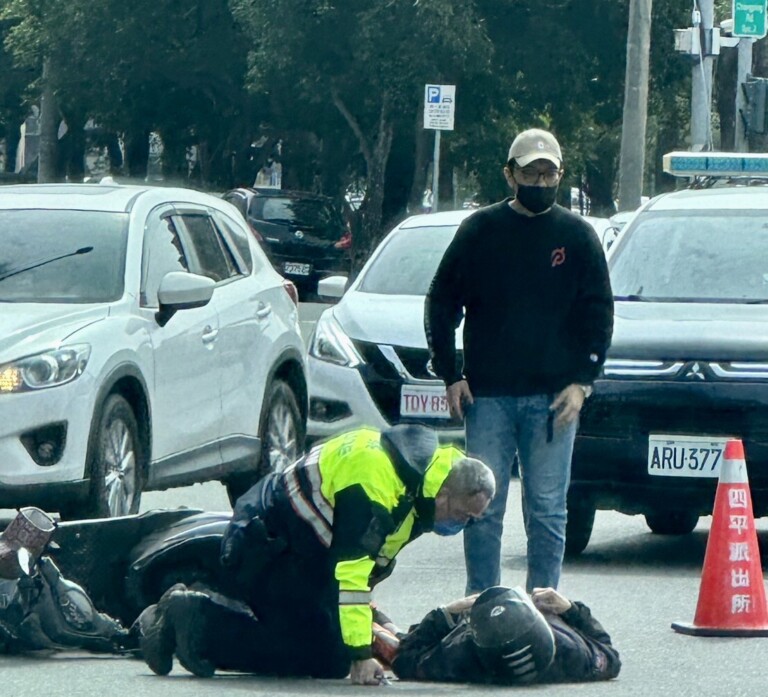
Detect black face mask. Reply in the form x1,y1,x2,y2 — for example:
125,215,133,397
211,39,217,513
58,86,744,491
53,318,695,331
515,184,558,214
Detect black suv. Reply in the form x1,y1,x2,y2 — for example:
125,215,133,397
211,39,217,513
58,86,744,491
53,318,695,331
223,187,351,294
567,185,768,554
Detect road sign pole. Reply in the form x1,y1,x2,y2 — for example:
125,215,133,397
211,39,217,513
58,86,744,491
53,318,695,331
432,129,441,213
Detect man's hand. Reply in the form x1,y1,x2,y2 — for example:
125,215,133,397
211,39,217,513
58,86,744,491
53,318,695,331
531,587,572,615
350,658,387,686
444,593,479,615
550,384,586,427
446,380,473,420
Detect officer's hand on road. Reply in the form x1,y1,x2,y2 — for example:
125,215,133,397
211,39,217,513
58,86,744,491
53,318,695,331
444,593,479,614
550,384,586,427
350,658,387,686
446,380,473,420
531,587,572,615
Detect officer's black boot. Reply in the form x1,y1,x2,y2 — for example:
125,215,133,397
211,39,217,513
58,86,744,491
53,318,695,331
165,589,216,678
137,583,188,675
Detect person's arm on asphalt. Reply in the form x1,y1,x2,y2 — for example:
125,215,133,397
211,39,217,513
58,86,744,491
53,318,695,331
533,588,621,681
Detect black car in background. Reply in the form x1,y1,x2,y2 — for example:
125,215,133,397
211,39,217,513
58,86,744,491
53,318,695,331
223,187,352,294
567,182,768,555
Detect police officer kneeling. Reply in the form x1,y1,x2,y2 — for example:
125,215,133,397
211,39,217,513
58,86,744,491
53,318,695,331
137,424,495,685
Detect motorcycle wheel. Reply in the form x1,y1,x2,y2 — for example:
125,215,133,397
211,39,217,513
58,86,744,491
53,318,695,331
225,379,305,506
66,393,144,520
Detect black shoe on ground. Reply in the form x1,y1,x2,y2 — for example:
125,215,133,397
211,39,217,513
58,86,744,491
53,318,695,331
166,590,216,678
137,583,187,676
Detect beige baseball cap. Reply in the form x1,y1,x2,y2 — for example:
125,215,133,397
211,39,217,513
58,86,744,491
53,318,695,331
507,129,562,168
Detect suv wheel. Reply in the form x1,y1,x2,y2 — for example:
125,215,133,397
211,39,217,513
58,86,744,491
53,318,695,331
225,379,305,506
565,496,596,557
65,394,144,520
644,510,699,535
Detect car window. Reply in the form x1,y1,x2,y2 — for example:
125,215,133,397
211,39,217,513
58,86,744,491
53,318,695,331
175,213,238,283
358,225,458,295
249,196,345,237
0,210,127,303
141,213,190,307
611,209,768,302
212,211,254,274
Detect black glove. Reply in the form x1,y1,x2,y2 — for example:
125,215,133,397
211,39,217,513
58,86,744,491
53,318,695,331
219,517,270,569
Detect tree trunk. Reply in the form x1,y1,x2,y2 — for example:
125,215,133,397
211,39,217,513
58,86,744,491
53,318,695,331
409,113,429,213
124,128,150,179
38,59,59,183
716,46,737,151
354,119,394,276
331,89,395,276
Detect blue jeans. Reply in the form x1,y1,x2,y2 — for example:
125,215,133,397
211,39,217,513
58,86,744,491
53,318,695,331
463,395,577,594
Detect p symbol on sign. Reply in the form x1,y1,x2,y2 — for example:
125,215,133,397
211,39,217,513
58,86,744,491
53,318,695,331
427,86,441,103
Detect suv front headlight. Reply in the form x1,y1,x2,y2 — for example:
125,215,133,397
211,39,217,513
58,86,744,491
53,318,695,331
0,344,91,393
308,312,362,368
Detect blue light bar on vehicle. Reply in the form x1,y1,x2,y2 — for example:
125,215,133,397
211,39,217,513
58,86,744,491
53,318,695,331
663,151,768,177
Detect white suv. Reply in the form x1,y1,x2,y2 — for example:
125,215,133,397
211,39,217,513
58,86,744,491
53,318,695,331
0,183,307,518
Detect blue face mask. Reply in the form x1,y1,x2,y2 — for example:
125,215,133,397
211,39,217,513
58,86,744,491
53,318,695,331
433,519,466,536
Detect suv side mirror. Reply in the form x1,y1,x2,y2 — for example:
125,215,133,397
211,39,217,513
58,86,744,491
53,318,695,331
156,272,215,326
317,275,348,300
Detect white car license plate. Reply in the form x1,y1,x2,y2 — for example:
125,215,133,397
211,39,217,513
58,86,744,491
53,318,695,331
284,262,311,276
400,385,450,419
647,434,731,478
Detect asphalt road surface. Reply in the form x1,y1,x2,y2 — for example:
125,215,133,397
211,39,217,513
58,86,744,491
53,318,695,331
4,302,768,695
5,478,768,696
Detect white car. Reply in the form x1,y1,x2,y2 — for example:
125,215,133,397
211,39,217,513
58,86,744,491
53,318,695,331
0,183,307,518
307,209,473,443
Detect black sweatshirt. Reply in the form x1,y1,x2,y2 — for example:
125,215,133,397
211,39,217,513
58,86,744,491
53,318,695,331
424,200,614,396
392,600,622,684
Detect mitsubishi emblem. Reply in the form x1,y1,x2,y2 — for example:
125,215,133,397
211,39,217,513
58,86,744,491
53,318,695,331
685,362,706,380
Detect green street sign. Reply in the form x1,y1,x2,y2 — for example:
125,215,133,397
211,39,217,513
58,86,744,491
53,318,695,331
733,0,767,38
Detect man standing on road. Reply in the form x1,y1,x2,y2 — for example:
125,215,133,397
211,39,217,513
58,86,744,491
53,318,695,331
137,424,495,685
424,128,613,594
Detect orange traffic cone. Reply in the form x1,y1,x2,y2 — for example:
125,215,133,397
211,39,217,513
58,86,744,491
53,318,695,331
672,439,768,636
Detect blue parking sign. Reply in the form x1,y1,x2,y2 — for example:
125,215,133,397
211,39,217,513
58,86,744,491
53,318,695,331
426,85,441,103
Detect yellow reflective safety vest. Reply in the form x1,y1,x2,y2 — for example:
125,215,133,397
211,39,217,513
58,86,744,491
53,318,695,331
282,426,463,659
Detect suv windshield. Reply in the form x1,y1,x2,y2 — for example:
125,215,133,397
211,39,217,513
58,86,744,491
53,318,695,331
611,209,768,302
0,210,128,303
359,225,457,295
249,196,344,236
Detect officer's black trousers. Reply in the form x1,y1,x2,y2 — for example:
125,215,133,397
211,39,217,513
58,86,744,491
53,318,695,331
195,548,350,678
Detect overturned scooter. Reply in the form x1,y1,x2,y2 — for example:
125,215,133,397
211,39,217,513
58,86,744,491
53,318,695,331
0,507,131,654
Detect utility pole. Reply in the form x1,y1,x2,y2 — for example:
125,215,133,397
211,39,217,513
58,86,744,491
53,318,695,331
735,38,754,150
691,0,715,151
617,0,652,212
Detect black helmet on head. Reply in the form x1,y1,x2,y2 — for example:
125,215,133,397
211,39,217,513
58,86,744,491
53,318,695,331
469,586,555,684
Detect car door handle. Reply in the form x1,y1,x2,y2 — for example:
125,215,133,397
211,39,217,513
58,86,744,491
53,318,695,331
256,302,272,320
202,325,219,344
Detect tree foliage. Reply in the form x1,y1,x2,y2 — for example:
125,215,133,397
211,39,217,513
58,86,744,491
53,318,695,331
0,0,702,244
